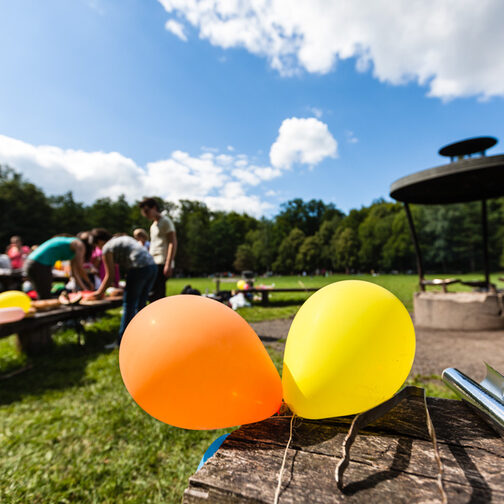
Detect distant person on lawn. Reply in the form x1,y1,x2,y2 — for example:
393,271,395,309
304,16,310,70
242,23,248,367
139,197,177,301
23,235,94,299
88,228,157,347
6,235,30,269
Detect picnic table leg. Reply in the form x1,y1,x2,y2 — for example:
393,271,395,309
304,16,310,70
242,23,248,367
261,291,269,305
16,327,53,355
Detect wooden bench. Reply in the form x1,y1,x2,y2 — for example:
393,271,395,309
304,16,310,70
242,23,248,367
0,270,71,293
246,288,319,305
184,392,504,503
0,299,122,355
459,280,497,293
420,278,497,293
0,269,24,291
420,278,460,293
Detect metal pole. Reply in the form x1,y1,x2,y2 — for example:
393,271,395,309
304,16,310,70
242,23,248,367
481,199,490,289
404,202,425,290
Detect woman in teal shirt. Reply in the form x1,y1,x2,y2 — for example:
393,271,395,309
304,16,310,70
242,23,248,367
24,236,94,299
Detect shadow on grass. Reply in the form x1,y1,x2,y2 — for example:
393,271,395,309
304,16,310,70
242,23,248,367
0,314,119,406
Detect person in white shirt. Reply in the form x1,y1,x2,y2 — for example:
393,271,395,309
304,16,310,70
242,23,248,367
139,197,177,301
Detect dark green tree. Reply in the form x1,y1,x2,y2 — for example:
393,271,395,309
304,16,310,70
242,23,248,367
273,228,305,274
175,200,212,274
274,198,342,239
358,201,401,271
0,166,54,249
315,215,344,270
247,219,276,272
233,244,256,272
331,227,359,273
86,195,133,234
209,212,257,273
296,235,323,272
382,210,416,271
49,192,89,236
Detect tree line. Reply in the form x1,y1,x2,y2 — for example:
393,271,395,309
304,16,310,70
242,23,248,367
2,165,504,275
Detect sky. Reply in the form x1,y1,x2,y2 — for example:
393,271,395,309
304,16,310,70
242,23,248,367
1,0,504,217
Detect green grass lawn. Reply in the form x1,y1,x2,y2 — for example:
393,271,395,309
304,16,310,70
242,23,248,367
1,273,502,503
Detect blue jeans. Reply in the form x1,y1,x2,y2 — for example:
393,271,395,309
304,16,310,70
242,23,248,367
118,264,157,344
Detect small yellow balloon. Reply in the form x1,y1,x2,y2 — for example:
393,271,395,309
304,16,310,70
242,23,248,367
0,290,31,313
282,280,415,419
237,279,246,290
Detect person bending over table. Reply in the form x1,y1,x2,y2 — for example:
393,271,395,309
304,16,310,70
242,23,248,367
23,235,94,299
87,228,157,347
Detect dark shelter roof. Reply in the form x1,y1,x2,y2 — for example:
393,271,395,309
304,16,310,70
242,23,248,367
390,154,504,204
438,136,497,158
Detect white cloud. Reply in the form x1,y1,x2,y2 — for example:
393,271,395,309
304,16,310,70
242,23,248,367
204,194,272,215
157,0,504,99
253,166,282,181
307,106,323,118
165,19,188,41
345,130,359,144
201,146,219,153
216,154,233,165
87,0,105,15
0,135,144,202
270,117,337,170
232,168,260,186
0,134,280,216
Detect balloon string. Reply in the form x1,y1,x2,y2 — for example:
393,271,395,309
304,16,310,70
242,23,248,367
424,397,447,504
334,387,447,503
273,413,295,504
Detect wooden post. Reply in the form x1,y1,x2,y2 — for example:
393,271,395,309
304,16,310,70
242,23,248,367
404,202,425,291
481,199,490,290
17,327,53,355
261,291,269,305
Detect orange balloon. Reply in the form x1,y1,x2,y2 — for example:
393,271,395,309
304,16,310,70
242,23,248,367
119,295,282,430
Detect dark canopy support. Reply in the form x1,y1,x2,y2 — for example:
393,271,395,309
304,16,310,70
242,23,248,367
404,203,425,290
481,199,490,289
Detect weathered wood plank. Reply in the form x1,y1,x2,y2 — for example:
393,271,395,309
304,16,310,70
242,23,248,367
187,437,504,503
184,398,504,503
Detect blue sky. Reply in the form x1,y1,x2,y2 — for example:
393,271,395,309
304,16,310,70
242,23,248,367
1,0,503,216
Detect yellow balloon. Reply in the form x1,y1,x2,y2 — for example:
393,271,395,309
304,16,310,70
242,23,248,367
237,279,246,290
0,290,31,313
282,280,415,419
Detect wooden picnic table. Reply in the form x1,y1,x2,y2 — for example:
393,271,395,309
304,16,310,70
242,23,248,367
218,288,319,305
0,299,122,355
184,391,504,503
0,269,71,293
0,269,24,291
247,288,319,305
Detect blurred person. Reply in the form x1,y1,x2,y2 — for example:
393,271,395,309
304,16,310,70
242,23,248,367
23,235,94,299
77,231,98,287
6,235,30,269
87,228,157,347
139,197,177,301
133,228,150,250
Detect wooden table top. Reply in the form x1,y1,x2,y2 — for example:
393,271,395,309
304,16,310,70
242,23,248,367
185,394,504,503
